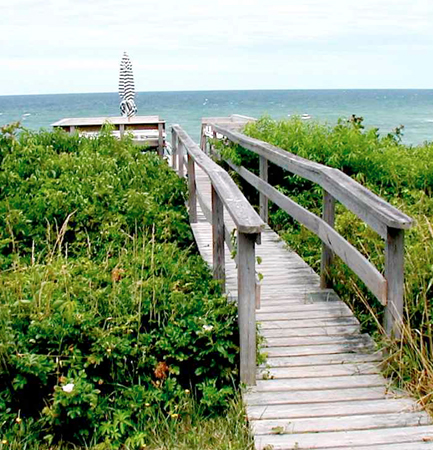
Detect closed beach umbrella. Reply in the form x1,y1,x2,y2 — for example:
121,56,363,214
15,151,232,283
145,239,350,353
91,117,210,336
119,52,137,118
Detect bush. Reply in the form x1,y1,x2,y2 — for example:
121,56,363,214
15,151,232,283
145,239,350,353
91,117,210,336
0,125,240,448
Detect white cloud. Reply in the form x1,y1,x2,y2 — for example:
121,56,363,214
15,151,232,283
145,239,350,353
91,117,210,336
0,0,432,94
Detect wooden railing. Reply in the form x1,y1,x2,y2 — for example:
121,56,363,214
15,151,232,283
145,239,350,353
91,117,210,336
204,121,414,339
171,124,265,385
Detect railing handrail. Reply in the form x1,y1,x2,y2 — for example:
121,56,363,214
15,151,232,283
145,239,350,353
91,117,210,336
172,124,264,234
204,119,414,338
171,123,263,385
213,124,413,238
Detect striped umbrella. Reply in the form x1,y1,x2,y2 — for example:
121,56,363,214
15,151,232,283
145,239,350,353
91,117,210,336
119,52,137,118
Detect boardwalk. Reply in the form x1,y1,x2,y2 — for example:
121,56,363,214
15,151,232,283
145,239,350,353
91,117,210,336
190,162,433,449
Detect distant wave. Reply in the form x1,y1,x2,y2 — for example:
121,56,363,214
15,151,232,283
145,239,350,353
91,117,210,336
22,113,31,117
426,119,433,123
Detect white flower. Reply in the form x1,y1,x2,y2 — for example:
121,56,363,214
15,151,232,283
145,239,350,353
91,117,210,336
202,325,213,332
62,383,74,393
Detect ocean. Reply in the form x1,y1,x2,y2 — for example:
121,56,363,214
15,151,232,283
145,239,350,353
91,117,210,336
0,90,432,145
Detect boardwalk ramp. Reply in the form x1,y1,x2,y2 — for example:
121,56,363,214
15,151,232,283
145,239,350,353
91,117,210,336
170,119,433,449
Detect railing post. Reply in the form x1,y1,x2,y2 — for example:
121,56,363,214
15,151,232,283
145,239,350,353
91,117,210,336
158,123,164,157
238,231,258,386
188,154,197,223
320,190,335,289
178,142,184,178
171,131,177,170
211,186,225,290
119,124,125,138
259,156,269,223
384,227,404,339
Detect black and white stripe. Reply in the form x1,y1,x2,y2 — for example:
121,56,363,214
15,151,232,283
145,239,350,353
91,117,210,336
119,52,137,117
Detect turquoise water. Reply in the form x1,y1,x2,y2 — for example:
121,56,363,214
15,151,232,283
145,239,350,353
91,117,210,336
0,90,432,145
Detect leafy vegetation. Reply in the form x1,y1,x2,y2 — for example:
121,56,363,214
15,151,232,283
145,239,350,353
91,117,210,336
218,115,433,410
0,124,245,448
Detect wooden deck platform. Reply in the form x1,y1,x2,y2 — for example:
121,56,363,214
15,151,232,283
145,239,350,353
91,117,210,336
190,162,433,449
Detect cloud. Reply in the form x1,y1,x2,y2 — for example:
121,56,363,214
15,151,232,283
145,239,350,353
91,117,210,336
0,0,432,94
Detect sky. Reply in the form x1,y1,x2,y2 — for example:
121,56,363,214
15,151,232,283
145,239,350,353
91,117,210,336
1,0,432,95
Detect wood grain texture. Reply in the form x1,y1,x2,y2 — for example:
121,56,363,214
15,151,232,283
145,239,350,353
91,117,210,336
185,125,432,450
214,125,413,234
385,227,405,338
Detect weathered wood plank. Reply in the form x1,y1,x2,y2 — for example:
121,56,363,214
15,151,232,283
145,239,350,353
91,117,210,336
238,231,258,385
263,334,371,348
263,340,375,358
254,425,433,450
258,316,360,330
385,227,405,338
261,325,360,338
253,374,385,392
261,352,382,368
187,154,197,223
251,412,431,435
211,186,225,287
320,190,335,289
259,156,269,223
246,396,414,416
257,362,381,380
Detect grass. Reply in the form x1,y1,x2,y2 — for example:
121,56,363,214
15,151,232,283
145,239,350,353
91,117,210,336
1,394,254,450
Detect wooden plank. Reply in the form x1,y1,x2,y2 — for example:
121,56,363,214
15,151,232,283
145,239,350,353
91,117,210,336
263,340,375,358
188,154,197,223
157,122,164,156
258,362,381,380
320,190,335,289
259,156,269,223
260,352,382,368
263,334,371,348
258,303,351,314
251,412,431,435
214,125,413,235
385,227,405,338
258,316,360,330
246,396,414,416
256,308,354,321
172,125,264,234
212,186,225,287
238,231,258,385
324,443,433,450
261,324,360,338
225,160,387,305
171,129,177,170
254,425,433,449
253,374,385,392
178,141,184,178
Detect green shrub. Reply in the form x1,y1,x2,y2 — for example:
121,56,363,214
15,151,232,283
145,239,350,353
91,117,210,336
0,126,240,448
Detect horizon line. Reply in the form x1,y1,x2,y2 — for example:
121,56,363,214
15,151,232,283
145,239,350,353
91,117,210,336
1,87,433,97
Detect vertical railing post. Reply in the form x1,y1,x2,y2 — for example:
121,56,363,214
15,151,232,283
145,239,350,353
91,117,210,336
178,142,184,178
171,131,177,171
320,190,335,289
211,186,225,290
384,227,405,339
188,154,197,223
259,156,269,223
119,124,125,138
158,123,164,157
238,231,258,386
